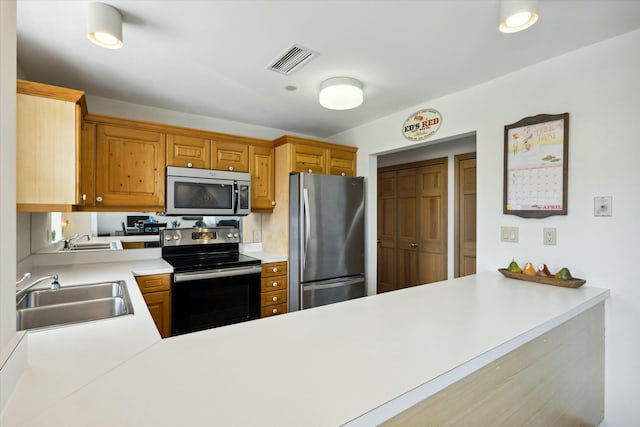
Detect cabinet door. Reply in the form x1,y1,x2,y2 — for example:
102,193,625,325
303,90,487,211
16,93,77,209
142,290,171,338
166,134,211,169
249,145,275,210
291,144,328,174
328,148,357,176
78,121,96,208
212,140,249,172
95,125,165,210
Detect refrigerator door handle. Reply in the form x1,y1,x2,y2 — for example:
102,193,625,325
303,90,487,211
302,187,310,271
304,277,364,291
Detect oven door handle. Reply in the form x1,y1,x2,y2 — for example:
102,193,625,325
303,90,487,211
173,265,262,283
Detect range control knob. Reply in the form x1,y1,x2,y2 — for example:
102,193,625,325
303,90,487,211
233,233,239,238
226,233,233,239
165,235,172,241
173,236,179,240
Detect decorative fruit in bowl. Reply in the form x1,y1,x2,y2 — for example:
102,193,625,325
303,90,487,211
507,259,522,273
554,267,573,280
537,264,552,277
522,262,537,276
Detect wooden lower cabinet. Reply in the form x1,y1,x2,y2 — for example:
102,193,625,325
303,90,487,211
261,262,288,318
135,274,171,338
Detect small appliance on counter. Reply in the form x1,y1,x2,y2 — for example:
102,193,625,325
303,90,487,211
122,215,166,235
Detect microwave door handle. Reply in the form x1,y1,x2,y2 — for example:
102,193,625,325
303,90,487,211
233,182,239,214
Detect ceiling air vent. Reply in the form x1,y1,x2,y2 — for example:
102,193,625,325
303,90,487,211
266,44,318,75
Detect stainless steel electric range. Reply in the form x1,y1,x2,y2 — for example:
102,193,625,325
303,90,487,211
161,227,261,336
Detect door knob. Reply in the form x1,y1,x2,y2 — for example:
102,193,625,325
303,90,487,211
96,196,103,203
410,243,418,248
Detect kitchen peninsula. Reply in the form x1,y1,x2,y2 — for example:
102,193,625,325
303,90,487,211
1,264,608,426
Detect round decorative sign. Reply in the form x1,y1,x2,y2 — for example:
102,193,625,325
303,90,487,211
402,109,442,142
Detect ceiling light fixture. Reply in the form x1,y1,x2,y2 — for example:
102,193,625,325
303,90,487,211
319,77,363,110
87,2,123,49
499,0,539,33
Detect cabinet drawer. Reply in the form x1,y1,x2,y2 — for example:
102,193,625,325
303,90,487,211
261,303,288,318
135,274,171,293
261,276,287,292
262,262,287,277
261,289,287,307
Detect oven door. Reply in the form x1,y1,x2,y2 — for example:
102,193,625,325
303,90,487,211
166,175,235,216
171,265,262,336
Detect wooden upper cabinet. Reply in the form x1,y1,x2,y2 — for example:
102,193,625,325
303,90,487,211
95,124,165,210
273,135,357,176
290,144,328,174
328,148,357,177
249,145,275,210
166,134,211,169
16,80,86,212
212,140,249,172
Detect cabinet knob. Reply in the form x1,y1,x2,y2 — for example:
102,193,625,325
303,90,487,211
272,308,278,314
271,200,276,206
229,166,234,171
187,162,193,168
81,194,87,201
410,243,418,248
272,267,278,273
96,196,103,203
341,172,346,176
272,296,278,302
272,282,278,287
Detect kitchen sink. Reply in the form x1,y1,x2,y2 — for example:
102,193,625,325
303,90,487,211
16,280,134,331
17,281,125,309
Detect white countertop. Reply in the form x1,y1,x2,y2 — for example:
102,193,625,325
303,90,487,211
1,271,608,426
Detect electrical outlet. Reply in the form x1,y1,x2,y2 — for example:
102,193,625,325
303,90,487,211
500,226,519,243
543,227,557,245
594,196,612,217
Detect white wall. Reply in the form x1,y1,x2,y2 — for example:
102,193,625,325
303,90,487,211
0,0,17,355
86,95,307,141
331,30,640,426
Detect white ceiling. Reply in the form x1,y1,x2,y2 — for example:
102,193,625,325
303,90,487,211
16,0,640,139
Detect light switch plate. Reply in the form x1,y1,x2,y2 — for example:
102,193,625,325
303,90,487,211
594,196,612,217
501,226,519,243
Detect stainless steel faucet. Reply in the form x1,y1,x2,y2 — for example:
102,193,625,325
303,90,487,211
16,274,60,301
63,233,91,250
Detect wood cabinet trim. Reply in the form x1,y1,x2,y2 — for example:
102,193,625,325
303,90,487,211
17,79,87,115
273,135,358,153
135,273,171,293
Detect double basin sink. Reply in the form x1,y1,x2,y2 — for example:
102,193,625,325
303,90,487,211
16,281,134,331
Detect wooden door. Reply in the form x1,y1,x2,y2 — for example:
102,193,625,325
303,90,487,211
95,124,165,210
396,168,420,288
249,144,275,210
417,160,448,284
455,153,477,277
166,133,211,169
377,171,397,293
212,140,249,172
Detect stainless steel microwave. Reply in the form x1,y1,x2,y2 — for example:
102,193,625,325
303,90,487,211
165,167,251,216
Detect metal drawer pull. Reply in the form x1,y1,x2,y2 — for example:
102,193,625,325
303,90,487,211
272,308,278,314
272,267,278,273
272,282,278,287
272,296,278,302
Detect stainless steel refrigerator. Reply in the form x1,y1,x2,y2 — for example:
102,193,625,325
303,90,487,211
289,172,366,311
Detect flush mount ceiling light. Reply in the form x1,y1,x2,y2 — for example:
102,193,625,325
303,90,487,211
499,0,539,33
87,2,123,49
319,77,364,110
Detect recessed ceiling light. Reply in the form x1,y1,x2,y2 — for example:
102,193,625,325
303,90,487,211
499,0,539,33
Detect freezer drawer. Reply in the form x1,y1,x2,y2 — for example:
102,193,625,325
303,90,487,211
300,275,366,310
